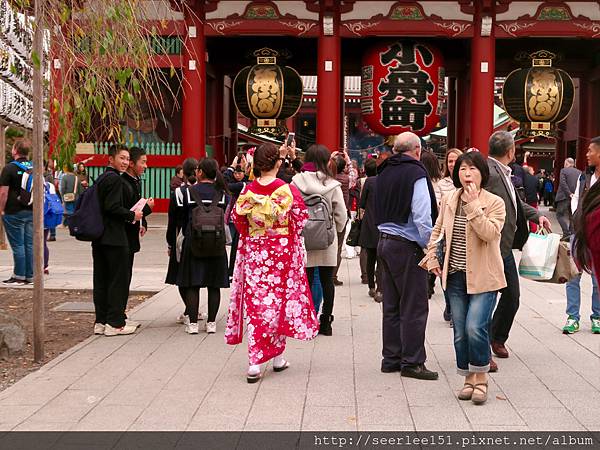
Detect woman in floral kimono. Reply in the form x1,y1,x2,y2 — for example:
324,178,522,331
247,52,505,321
225,142,319,383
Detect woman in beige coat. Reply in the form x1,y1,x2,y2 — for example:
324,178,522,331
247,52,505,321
292,144,347,335
421,152,506,405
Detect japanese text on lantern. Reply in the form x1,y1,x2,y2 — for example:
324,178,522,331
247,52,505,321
527,68,560,122
377,42,434,130
250,67,282,118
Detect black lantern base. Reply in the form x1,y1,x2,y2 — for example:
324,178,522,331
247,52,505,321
249,119,288,138
520,121,557,138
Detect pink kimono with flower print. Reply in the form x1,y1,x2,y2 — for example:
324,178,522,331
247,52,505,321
225,178,319,365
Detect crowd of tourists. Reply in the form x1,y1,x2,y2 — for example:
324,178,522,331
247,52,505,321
2,131,600,405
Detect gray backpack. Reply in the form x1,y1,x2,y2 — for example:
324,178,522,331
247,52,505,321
301,193,335,251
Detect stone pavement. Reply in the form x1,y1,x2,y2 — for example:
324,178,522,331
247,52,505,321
0,214,169,292
0,226,599,431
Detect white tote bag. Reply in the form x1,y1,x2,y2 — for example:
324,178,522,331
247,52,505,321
518,230,561,281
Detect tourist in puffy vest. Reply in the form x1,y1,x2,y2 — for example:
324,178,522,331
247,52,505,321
376,132,439,381
176,158,230,335
292,145,347,336
225,143,318,383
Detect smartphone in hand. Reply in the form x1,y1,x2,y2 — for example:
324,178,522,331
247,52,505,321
286,132,295,147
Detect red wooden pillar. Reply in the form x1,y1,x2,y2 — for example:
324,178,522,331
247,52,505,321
456,75,470,149
207,73,225,165
469,1,495,155
182,2,206,160
317,9,341,152
447,77,457,149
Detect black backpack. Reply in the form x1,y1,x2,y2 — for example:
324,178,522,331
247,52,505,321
11,161,34,206
68,172,116,241
188,188,226,258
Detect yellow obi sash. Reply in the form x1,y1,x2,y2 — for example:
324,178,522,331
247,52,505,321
235,184,294,237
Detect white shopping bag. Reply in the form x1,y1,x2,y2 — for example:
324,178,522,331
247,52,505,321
518,230,561,281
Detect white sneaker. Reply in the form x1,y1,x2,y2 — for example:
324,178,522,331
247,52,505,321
104,324,138,336
176,314,190,326
206,322,216,334
185,323,199,334
126,319,141,328
94,323,105,335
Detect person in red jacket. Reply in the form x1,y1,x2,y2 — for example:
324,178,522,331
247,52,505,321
573,136,600,334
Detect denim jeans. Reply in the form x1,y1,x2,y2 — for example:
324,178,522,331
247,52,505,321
63,201,76,226
311,267,323,314
446,271,497,375
565,272,600,321
3,210,34,280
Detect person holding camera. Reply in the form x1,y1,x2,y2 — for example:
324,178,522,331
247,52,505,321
277,134,303,183
226,143,318,383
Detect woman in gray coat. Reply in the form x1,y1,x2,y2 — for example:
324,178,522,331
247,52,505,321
292,145,347,335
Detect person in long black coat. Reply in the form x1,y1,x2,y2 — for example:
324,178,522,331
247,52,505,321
166,157,199,322
358,158,382,301
176,158,230,335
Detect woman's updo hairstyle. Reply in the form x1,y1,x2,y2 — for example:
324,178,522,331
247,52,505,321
253,143,280,176
182,157,199,184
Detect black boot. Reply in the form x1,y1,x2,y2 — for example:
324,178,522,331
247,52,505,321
319,315,333,336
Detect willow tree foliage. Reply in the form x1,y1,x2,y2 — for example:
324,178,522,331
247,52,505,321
11,0,188,168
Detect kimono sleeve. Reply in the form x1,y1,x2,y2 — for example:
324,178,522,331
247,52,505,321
232,186,250,237
289,184,308,235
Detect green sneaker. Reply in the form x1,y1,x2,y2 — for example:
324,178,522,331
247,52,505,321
591,318,600,334
562,316,580,334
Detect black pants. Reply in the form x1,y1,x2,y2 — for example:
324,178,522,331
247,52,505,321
228,223,239,277
365,247,380,290
360,250,367,280
491,252,520,344
184,287,220,323
378,236,429,369
126,252,136,310
333,231,345,280
93,244,130,328
307,266,335,317
555,199,572,236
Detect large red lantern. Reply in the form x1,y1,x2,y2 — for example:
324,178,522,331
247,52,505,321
361,41,444,137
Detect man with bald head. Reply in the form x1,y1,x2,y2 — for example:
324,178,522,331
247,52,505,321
555,157,581,238
375,132,439,380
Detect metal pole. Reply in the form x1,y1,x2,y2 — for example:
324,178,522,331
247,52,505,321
0,124,7,250
32,0,46,363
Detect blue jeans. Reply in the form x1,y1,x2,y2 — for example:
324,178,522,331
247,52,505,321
446,271,497,375
311,267,323,314
3,210,34,280
63,201,76,226
565,272,600,321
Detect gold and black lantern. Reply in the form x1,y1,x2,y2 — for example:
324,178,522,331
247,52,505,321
502,51,574,138
233,48,303,136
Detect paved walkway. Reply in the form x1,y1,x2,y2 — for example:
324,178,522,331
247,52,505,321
0,214,169,292
1,250,599,431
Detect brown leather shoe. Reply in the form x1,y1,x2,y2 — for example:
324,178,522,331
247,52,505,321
491,341,509,358
489,358,498,373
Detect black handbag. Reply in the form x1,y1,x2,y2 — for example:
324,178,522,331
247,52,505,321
346,218,362,247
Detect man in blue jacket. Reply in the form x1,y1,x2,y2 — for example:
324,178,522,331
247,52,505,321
376,132,438,380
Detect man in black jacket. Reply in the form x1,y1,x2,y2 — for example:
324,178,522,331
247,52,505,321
93,144,143,337
122,146,154,300
486,132,551,365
